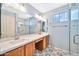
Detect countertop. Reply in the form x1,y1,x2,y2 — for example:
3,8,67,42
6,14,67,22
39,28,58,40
0,32,48,54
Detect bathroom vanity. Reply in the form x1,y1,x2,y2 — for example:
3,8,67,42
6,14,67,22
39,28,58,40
0,4,48,56
0,32,48,56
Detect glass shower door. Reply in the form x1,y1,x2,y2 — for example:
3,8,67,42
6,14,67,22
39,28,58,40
70,8,79,55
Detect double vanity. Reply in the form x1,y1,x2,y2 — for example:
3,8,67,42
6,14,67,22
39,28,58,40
0,32,48,56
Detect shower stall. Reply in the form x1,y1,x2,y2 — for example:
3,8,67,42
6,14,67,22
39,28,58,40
69,4,79,55
48,3,79,55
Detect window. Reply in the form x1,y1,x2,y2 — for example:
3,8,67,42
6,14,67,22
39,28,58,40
71,8,78,20
53,11,68,23
53,14,60,23
60,11,68,22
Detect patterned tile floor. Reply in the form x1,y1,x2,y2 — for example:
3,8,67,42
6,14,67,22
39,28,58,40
34,45,71,56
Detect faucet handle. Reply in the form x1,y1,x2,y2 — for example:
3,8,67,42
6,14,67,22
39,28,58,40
15,34,19,40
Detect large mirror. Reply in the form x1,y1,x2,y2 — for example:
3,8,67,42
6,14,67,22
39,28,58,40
0,3,43,38
16,17,41,35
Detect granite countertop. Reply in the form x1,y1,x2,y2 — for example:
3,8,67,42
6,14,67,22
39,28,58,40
0,32,48,54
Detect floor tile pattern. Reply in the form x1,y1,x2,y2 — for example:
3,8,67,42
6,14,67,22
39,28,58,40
34,45,71,56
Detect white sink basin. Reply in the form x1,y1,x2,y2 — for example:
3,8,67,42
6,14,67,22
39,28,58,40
9,39,26,44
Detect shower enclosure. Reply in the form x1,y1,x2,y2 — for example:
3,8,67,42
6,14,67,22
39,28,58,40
50,4,79,56
69,5,79,55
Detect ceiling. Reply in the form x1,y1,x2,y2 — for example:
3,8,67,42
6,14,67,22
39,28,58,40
30,3,67,13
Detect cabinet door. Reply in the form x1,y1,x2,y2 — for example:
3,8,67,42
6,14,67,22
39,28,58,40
5,46,24,56
43,36,48,49
24,42,35,56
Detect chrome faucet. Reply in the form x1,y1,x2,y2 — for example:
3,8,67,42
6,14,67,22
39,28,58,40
15,34,19,40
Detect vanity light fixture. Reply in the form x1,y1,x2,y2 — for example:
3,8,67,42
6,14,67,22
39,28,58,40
19,4,26,12
35,14,46,22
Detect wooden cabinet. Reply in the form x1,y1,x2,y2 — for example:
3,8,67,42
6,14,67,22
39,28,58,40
4,42,35,56
24,42,35,56
0,54,4,56
4,46,24,56
43,36,48,49
35,35,48,51
0,35,48,56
